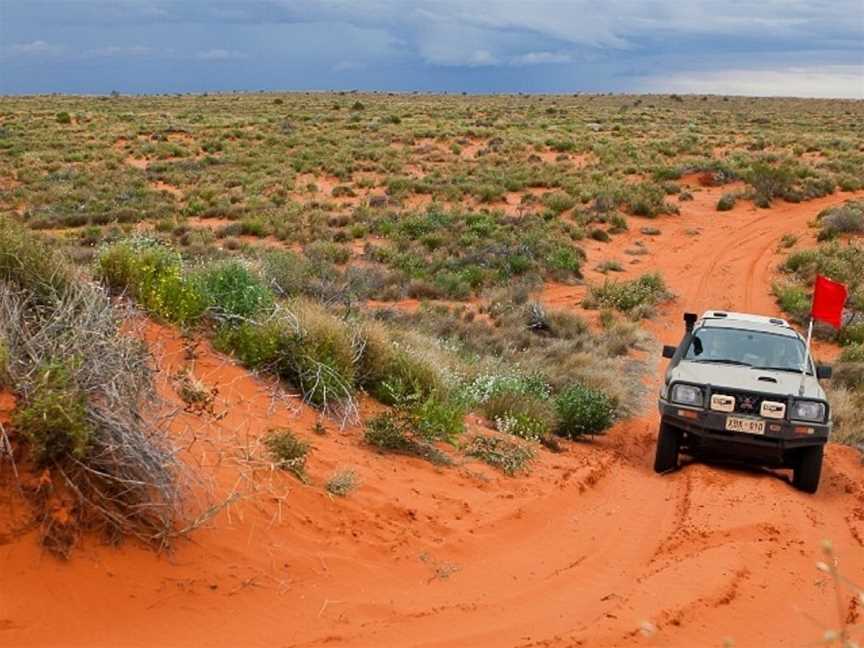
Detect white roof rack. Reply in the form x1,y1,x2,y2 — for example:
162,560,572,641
699,310,790,328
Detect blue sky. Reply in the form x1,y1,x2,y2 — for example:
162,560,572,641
1,1,862,97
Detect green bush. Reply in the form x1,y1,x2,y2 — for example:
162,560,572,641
746,161,795,206
717,192,738,211
364,411,451,465
13,361,91,464
261,250,309,297
215,303,357,410
586,273,669,316
838,323,864,346
817,201,864,241
625,182,673,218
213,321,281,368
264,428,309,478
359,322,445,404
56,112,72,124
193,261,273,322
840,343,864,363
555,384,616,438
410,392,466,444
772,283,810,322
96,240,208,325
326,469,358,496
481,390,556,441
463,434,535,476
282,301,357,408
0,220,72,298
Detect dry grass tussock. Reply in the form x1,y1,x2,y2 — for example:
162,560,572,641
0,222,191,555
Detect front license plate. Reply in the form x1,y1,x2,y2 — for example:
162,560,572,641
725,416,765,435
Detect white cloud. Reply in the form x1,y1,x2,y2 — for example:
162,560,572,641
510,51,574,66
7,40,63,56
194,49,247,61
639,65,864,99
86,45,154,58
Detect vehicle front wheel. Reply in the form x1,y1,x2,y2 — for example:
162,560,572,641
654,422,680,473
792,445,823,494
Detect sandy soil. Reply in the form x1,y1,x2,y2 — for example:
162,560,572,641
2,190,864,647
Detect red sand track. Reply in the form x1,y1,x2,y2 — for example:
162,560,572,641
3,188,864,647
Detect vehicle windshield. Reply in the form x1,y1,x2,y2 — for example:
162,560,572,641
684,326,810,372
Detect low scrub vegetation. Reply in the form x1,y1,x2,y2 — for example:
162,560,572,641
583,273,671,318
0,222,184,556
264,428,309,479
817,200,864,241
775,236,864,447
463,434,535,476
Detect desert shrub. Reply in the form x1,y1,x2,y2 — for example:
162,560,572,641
13,360,92,464
772,283,810,322
832,363,864,390
410,392,466,444
264,428,309,478
0,220,72,298
216,303,357,411
840,343,864,363
625,182,674,218
817,201,864,241
260,249,309,297
555,384,616,438
463,434,535,476
597,260,624,273
56,112,72,124
277,301,358,409
746,161,795,206
358,321,447,403
364,411,451,465
213,320,281,368
589,228,611,242
193,260,273,322
326,469,358,496
0,272,183,552
717,192,738,211
480,389,556,441
838,323,864,346
826,386,864,447
585,273,669,316
96,239,207,325
543,192,576,215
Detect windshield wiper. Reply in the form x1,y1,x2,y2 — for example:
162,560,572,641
690,359,752,366
750,365,811,374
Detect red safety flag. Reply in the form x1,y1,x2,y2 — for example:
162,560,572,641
811,274,847,329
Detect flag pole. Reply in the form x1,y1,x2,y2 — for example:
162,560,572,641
799,316,814,396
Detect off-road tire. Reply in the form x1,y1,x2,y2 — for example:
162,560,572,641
792,445,823,494
654,422,680,473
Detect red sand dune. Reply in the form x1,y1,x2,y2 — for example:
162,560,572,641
2,190,864,647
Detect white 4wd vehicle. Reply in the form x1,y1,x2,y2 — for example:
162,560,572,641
656,311,833,493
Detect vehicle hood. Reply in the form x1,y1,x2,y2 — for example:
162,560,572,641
669,360,826,400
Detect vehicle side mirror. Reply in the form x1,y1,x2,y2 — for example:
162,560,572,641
816,364,832,380
662,345,676,359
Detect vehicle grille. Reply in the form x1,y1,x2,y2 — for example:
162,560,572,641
711,389,776,415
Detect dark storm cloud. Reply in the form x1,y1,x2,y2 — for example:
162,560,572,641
1,1,862,96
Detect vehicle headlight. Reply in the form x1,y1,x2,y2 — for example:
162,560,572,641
791,400,826,422
671,384,703,407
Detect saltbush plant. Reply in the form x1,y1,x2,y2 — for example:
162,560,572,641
555,384,616,438
264,428,309,478
463,434,535,476
13,360,92,464
585,273,669,317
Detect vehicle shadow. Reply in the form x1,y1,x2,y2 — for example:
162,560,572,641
677,455,792,486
